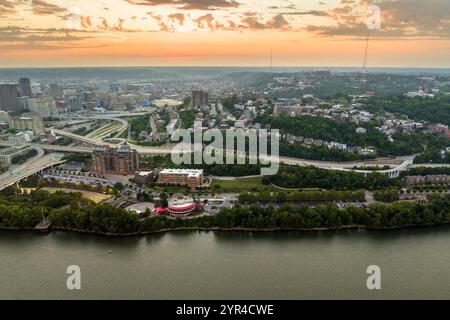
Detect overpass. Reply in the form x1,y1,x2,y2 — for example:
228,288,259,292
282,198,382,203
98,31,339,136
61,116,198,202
55,111,156,144
350,159,414,178
262,155,415,178
52,129,105,146
27,141,421,178
0,153,66,191
84,117,129,140
53,118,129,145
13,118,449,180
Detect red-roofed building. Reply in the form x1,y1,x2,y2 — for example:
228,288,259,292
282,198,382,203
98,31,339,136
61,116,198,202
167,196,197,216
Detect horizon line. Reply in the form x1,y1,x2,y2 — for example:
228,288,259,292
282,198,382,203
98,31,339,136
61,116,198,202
1,65,450,70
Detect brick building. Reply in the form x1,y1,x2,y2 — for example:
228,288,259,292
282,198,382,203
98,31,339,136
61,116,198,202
157,169,203,190
134,171,154,185
91,143,139,175
404,175,450,185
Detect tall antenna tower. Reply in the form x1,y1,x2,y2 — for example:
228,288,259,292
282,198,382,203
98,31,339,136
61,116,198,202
361,29,370,86
270,48,273,72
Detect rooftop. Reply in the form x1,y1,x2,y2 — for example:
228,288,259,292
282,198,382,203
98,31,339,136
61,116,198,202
159,168,203,178
136,171,153,176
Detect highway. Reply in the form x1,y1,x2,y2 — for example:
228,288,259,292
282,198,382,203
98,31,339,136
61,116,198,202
53,113,133,144
0,153,66,191
48,116,421,169
26,142,423,176
0,141,447,191
0,108,446,189
1,133,448,177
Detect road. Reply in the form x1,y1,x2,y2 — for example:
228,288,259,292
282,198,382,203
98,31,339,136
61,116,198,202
3,108,449,181
4,141,448,176
52,113,441,174
48,120,420,169
0,153,66,191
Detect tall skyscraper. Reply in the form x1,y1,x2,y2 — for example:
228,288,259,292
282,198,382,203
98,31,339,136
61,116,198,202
68,96,83,111
0,84,20,112
192,90,209,107
18,78,32,97
48,83,62,98
8,115,44,134
24,96,58,118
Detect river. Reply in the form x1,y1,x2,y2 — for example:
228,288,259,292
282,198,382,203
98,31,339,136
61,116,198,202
1,227,449,300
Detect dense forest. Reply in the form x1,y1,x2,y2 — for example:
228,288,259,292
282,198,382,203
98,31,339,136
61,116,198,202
179,109,196,129
364,95,450,126
373,189,400,202
280,143,367,161
129,114,151,136
238,190,365,203
402,167,450,177
263,166,401,190
255,114,448,157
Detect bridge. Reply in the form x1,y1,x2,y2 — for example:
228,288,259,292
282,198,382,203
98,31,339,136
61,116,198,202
263,155,416,178
0,153,66,191
52,129,102,146
351,159,414,178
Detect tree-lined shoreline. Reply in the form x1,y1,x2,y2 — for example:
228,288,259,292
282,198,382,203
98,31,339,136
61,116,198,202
0,189,449,237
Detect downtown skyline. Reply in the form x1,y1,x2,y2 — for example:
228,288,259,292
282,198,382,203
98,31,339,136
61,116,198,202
0,0,450,68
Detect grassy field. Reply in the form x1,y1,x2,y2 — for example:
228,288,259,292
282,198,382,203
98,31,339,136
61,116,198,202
212,177,279,193
41,187,113,203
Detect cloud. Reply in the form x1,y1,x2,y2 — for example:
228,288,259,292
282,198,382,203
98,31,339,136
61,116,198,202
239,13,290,30
0,0,16,17
168,13,185,25
30,0,67,16
193,14,214,29
126,0,240,10
0,26,89,40
306,0,450,39
143,11,292,32
0,25,98,51
281,10,329,17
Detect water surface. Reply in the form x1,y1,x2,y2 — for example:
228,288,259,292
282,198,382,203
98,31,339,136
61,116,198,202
0,227,449,299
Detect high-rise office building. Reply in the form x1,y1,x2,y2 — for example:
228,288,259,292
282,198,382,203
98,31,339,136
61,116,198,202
18,78,32,97
192,90,209,107
91,143,139,176
0,84,20,112
8,115,44,134
68,96,83,111
24,96,58,118
48,83,62,98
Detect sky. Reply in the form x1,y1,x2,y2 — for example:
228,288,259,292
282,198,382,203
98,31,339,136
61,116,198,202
0,0,449,68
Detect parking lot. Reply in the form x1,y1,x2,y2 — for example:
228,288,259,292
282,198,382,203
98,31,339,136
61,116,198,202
43,172,112,187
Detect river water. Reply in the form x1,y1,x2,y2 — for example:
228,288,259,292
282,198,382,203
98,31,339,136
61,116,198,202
1,227,449,300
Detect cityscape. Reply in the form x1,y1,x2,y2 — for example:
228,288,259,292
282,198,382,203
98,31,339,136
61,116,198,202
0,0,449,303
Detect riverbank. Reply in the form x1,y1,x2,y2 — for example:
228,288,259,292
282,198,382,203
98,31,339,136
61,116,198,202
2,190,449,238
2,221,449,238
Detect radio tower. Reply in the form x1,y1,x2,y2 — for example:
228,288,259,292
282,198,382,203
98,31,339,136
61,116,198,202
361,28,370,86
270,48,273,72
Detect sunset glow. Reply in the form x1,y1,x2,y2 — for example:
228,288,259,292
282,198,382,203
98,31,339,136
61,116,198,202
1,0,449,67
